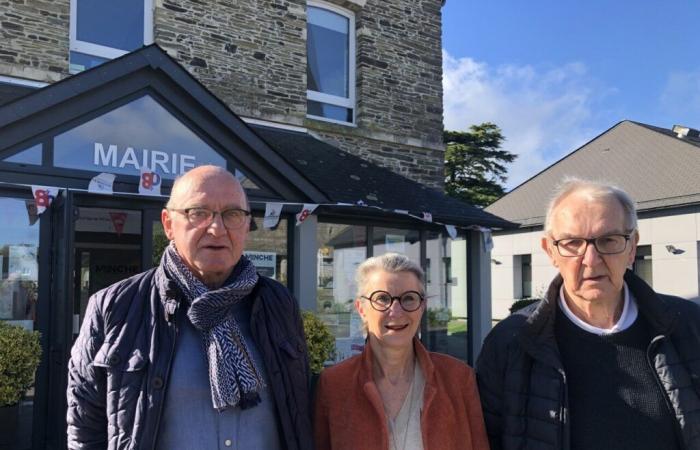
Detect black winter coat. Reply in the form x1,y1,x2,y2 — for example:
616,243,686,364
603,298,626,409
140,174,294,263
476,270,700,450
66,265,313,450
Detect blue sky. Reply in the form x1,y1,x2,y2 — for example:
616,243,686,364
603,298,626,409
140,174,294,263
442,0,700,189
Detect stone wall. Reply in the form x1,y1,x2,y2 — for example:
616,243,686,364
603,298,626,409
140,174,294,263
155,0,309,126
0,0,445,187
0,0,69,82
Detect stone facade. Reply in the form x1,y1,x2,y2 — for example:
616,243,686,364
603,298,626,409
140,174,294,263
0,0,445,188
0,0,69,82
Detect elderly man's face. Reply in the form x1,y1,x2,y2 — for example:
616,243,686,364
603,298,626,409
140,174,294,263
162,167,249,287
541,193,638,306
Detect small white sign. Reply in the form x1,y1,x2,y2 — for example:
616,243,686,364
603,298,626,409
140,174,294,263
244,251,277,278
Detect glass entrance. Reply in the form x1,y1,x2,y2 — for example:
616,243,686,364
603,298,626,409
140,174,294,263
73,206,143,331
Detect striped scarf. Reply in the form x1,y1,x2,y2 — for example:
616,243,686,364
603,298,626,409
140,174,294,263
162,242,265,410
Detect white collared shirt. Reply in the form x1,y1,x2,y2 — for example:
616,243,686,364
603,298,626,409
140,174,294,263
558,282,638,335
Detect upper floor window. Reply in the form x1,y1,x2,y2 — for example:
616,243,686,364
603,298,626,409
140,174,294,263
306,2,355,125
69,0,153,73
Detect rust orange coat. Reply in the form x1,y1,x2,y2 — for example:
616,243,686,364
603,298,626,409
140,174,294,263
314,338,489,450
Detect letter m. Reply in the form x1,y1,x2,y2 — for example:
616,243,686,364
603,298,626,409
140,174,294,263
94,143,118,167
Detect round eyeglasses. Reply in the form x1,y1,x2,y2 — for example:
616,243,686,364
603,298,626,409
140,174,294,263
360,290,425,312
169,207,251,230
552,233,632,257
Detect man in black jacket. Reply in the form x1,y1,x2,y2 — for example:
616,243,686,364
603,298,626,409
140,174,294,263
476,178,700,450
67,165,313,450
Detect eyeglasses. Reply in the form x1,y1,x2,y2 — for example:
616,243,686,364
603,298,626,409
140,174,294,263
169,207,251,230
360,290,425,312
552,233,632,257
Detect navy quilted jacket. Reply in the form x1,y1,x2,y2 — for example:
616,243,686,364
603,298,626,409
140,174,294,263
476,270,700,450
66,265,313,450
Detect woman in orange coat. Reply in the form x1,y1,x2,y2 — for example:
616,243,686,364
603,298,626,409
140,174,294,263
314,253,489,450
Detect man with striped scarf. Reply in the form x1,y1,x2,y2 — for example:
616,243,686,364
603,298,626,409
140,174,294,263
67,166,313,450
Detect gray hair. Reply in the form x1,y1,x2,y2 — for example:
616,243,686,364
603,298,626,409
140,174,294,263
544,177,638,234
355,253,425,298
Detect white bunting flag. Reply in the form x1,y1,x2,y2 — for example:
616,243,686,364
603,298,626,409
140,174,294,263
394,209,409,215
480,227,494,252
88,172,116,195
422,212,433,222
138,166,162,196
31,186,59,215
445,224,458,239
263,202,284,229
296,204,319,226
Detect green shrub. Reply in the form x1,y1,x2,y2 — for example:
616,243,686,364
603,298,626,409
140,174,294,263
0,322,41,407
302,311,336,374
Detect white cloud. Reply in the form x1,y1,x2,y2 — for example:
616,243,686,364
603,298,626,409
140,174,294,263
660,70,700,126
443,50,609,189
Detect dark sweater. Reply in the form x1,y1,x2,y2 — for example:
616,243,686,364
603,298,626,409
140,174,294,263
555,307,680,450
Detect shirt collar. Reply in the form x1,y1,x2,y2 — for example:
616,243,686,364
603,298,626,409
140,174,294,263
558,282,638,335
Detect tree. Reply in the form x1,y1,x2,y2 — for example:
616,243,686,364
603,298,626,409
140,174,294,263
444,122,517,208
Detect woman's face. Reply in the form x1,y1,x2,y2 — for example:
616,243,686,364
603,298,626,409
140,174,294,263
355,269,425,350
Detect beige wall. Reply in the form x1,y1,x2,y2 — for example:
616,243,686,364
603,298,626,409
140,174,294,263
490,211,700,321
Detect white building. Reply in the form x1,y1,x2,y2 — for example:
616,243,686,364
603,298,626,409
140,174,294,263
486,120,700,320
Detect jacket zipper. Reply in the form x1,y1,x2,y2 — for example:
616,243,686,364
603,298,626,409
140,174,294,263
148,305,179,450
558,368,569,450
646,335,687,450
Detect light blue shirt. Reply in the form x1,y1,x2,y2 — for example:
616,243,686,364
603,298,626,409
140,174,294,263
156,297,282,450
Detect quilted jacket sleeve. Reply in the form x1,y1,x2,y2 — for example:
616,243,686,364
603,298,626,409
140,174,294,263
66,292,108,449
475,326,508,450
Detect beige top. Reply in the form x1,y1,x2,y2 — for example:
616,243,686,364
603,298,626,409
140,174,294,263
388,362,425,450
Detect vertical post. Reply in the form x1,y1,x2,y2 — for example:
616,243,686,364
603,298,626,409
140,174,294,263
293,215,318,312
466,230,492,364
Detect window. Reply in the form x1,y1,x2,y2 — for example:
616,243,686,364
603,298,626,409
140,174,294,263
1,196,42,448
69,0,153,73
513,254,532,299
633,245,652,287
306,1,355,124
316,222,367,363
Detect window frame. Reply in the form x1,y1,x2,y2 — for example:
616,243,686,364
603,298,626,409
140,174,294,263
69,0,154,61
306,0,356,126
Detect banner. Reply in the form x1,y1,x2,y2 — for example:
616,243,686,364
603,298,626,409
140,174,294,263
263,202,284,229
295,204,318,226
30,186,59,215
88,172,116,195
138,166,161,196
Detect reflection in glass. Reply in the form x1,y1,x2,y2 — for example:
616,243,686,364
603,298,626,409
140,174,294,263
69,51,110,72
317,223,366,363
76,0,144,51
53,95,229,180
246,213,289,285
424,231,468,363
307,100,353,123
73,207,142,329
0,197,41,448
3,144,42,165
307,6,349,98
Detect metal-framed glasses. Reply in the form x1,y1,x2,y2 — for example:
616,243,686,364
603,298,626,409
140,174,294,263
361,290,425,312
169,207,251,230
552,233,632,257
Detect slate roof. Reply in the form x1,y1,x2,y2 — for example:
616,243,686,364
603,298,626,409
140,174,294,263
0,45,513,230
486,120,700,226
251,124,515,229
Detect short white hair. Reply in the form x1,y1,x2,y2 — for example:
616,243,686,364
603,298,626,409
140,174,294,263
355,253,425,298
544,177,637,234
